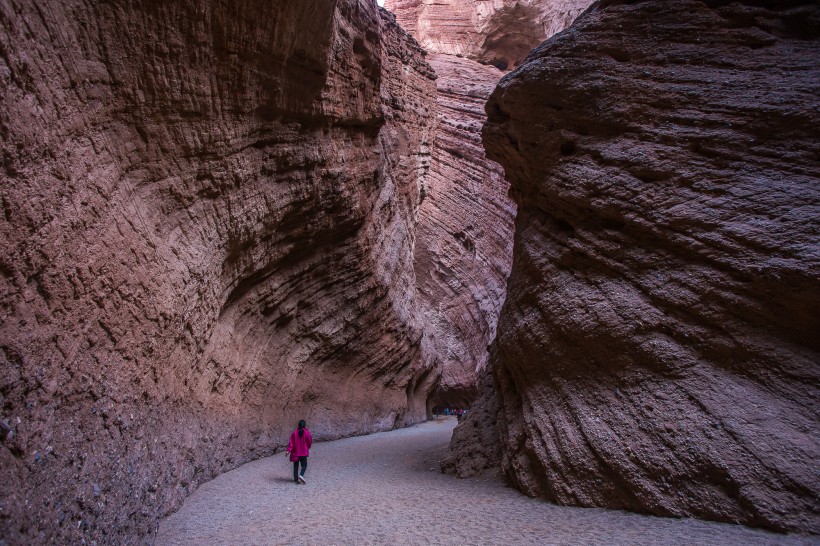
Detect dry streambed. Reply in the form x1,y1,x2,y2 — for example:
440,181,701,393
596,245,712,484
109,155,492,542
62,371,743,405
157,418,815,545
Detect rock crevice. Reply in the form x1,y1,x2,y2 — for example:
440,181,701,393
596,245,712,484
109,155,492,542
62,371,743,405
386,0,596,408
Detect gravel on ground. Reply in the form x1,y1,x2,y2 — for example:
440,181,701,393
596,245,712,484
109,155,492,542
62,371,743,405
156,417,817,545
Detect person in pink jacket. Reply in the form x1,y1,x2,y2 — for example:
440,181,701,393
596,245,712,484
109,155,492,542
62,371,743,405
286,419,312,484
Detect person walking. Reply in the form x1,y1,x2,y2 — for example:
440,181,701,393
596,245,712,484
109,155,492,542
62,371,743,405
286,419,312,484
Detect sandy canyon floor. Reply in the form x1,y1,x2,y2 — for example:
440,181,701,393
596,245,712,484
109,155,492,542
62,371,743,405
156,418,816,545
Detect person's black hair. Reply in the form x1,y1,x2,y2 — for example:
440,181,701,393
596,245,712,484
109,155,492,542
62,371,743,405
298,419,306,437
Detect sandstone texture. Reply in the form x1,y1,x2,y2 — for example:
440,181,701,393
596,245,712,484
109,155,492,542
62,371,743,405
414,53,514,408
440,365,503,476
0,1,436,542
474,0,820,534
386,0,594,69
385,0,590,434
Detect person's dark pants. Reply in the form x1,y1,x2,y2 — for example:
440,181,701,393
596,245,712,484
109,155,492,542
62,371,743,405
293,456,307,482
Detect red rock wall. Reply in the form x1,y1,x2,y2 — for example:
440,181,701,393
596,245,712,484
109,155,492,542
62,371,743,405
386,0,594,69
414,54,514,406
0,1,435,542
479,0,820,533
388,0,591,410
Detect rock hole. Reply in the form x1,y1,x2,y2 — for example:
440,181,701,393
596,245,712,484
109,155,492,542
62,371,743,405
353,38,368,56
554,218,575,234
196,186,220,199
560,140,576,156
452,231,475,252
27,270,48,301
488,58,508,71
604,48,631,62
274,314,293,329
365,30,379,45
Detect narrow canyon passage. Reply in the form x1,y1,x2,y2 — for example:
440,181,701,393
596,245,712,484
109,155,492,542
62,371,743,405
2,1,818,542
156,418,807,546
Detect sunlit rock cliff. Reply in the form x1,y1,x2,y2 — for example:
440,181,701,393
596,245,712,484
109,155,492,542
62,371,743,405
388,0,593,69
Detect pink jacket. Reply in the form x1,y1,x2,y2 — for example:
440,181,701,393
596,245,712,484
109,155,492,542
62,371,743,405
287,428,312,458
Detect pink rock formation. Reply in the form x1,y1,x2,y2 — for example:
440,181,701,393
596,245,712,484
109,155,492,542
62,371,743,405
0,1,436,542
388,0,591,409
415,53,514,407
386,0,594,69
476,0,820,534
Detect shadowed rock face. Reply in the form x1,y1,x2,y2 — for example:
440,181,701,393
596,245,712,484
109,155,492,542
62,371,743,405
0,1,435,542
386,0,524,409
476,0,820,534
386,0,594,69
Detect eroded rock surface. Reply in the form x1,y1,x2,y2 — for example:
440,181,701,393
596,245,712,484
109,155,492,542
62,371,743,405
414,53,514,406
386,0,594,69
0,1,435,542
385,0,589,436
387,0,594,407
440,365,502,476
477,0,820,534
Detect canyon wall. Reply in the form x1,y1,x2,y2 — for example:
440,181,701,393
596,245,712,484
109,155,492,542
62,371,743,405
412,54,514,406
472,0,820,534
387,0,594,406
0,1,436,542
387,0,593,69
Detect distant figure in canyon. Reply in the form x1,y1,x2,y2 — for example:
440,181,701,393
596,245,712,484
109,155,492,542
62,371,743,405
286,420,313,484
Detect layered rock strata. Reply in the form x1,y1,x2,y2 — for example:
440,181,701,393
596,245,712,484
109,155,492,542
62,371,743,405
387,0,594,69
414,53,514,407
476,0,820,534
0,1,435,542
386,0,591,415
